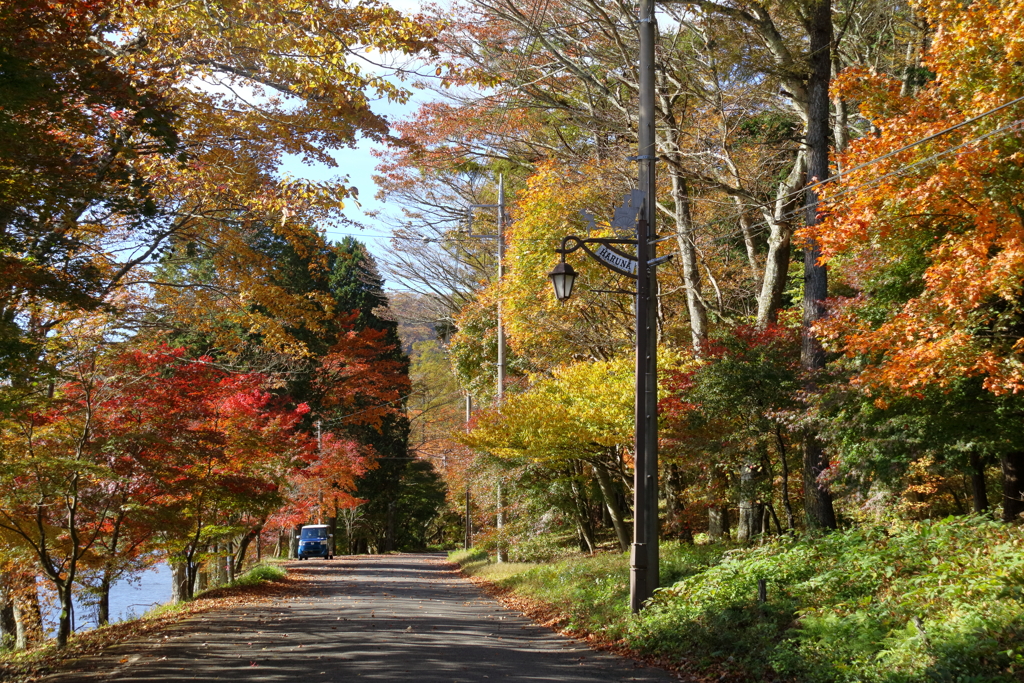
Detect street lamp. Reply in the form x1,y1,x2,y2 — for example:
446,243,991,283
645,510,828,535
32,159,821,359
547,261,577,301
546,214,671,614
547,0,661,614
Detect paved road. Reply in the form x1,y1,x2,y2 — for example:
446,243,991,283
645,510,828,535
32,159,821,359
51,554,678,682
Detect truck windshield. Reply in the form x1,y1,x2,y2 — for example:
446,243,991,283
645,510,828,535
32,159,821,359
300,527,328,540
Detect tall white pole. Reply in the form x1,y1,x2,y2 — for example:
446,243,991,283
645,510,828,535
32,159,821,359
465,394,472,550
496,175,507,562
497,174,506,403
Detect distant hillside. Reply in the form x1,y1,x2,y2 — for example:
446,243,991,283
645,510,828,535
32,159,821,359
388,291,441,355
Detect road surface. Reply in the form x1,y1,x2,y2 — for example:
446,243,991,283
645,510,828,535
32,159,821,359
50,553,678,682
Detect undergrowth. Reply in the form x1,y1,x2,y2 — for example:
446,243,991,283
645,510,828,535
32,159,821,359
455,516,1024,682
634,515,1024,682
451,542,725,641
227,562,287,587
447,547,488,568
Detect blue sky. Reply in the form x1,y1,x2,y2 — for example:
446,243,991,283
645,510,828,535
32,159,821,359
277,0,428,263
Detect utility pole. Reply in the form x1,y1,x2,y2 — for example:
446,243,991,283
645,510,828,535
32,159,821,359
464,485,472,550
316,420,323,524
495,176,507,562
496,479,507,562
467,174,508,403
632,0,659,611
497,175,506,403
469,177,509,561
546,2,661,612
464,394,472,550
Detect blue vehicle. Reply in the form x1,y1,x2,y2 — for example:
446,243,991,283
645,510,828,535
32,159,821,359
297,524,334,560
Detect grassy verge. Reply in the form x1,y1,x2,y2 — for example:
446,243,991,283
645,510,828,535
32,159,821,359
449,542,724,642
195,562,288,596
452,516,1024,682
0,561,291,683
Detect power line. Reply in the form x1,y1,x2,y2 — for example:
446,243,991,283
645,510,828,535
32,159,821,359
703,115,1024,249
688,94,1024,238
329,94,1024,266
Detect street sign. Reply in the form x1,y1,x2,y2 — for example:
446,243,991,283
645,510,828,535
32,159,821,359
593,244,638,275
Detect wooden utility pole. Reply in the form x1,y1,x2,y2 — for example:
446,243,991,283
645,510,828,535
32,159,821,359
497,175,506,404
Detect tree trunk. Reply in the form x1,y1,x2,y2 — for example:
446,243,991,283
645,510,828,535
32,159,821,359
186,559,199,600
737,463,765,542
55,581,74,648
776,426,796,530
1001,451,1024,523
708,506,730,540
327,513,337,558
755,151,805,328
290,525,301,559
225,540,235,584
208,545,223,587
385,502,396,552
594,461,630,552
569,476,596,553
803,435,837,530
800,0,838,532
663,463,693,543
170,561,190,603
234,524,263,575
970,452,989,513
13,574,42,650
0,573,17,650
672,172,708,351
97,571,112,627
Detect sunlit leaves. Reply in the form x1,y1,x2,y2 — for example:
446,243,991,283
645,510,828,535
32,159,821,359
810,0,1024,396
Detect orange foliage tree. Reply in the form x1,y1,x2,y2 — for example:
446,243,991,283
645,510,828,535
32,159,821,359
811,0,1024,396
809,0,1024,521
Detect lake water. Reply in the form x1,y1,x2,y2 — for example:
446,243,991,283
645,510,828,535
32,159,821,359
31,563,174,635
74,562,173,631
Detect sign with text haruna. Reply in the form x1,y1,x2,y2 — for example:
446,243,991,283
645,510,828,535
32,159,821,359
593,244,638,274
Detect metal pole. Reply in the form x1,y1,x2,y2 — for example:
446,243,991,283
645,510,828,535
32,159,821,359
497,174,506,403
464,485,472,550
636,0,661,609
465,394,472,550
317,419,324,524
631,211,650,613
496,176,507,562
496,480,506,562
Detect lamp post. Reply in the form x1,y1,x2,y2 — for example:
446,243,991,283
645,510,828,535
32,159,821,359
547,0,662,613
547,222,669,612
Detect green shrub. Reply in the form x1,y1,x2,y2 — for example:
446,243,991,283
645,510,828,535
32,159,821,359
448,547,489,567
229,563,287,587
506,531,581,563
631,516,1024,682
